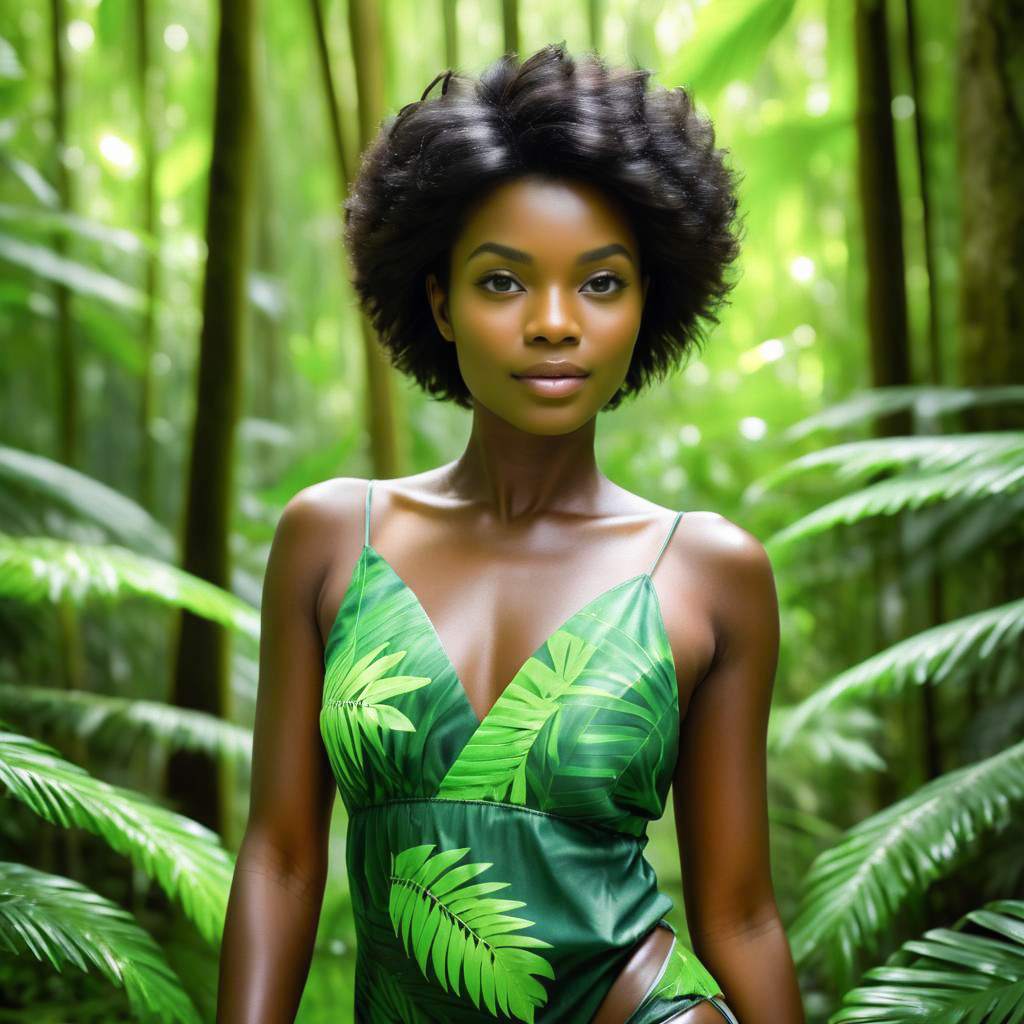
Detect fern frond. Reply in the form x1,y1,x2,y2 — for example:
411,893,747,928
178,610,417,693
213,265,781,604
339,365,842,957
0,727,233,944
0,533,259,640
782,386,1024,441
0,231,146,310
790,740,1024,984
766,462,1024,555
0,444,172,555
389,843,555,1023
758,433,1024,490
0,860,201,1023
0,684,252,762
773,599,1024,749
830,899,1024,1023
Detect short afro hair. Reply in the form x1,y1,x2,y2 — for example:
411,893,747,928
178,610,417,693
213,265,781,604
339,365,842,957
343,42,743,410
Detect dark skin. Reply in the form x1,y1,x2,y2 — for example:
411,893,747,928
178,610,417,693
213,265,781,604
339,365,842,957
216,175,805,1023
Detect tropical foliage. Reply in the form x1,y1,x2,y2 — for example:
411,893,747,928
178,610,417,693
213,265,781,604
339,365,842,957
1,0,1019,1021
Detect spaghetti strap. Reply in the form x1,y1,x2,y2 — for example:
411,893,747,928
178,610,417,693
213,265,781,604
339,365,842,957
364,479,375,548
646,510,685,578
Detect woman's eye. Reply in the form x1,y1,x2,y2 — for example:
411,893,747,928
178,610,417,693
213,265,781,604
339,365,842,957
480,272,523,294
582,273,626,295
478,271,626,295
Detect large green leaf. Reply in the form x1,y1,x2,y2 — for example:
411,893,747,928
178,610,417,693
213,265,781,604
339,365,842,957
0,861,201,1024
319,639,433,798
772,599,1024,749
388,843,555,1024
0,533,260,641
790,740,1024,984
436,630,599,803
757,433,1024,491
782,386,1024,441
830,899,1024,1024
662,0,798,100
0,727,233,945
0,231,147,310
765,462,1024,555
0,683,253,763
0,444,173,556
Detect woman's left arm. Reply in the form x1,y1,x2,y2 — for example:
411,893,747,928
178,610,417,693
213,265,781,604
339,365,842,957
672,519,804,1024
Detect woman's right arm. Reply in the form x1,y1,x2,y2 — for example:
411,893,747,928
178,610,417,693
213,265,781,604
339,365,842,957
216,485,353,1023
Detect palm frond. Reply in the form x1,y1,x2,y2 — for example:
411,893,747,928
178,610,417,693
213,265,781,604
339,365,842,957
782,386,1024,441
790,740,1024,984
0,202,157,253
0,231,146,310
830,899,1024,1023
0,533,259,641
773,599,1024,749
0,444,172,556
765,462,1024,555
0,860,201,1024
756,433,1024,491
768,703,886,771
388,843,555,1023
319,640,433,802
0,684,252,763
0,726,233,945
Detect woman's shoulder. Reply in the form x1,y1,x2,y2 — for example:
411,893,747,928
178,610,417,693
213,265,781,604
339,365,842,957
670,507,774,584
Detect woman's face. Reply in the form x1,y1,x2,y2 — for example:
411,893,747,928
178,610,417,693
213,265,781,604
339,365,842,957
426,175,649,435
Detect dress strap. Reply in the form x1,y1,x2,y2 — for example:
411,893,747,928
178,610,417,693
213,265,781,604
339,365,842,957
364,479,375,547
646,510,685,578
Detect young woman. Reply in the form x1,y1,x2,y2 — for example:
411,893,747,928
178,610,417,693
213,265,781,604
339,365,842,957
217,44,804,1024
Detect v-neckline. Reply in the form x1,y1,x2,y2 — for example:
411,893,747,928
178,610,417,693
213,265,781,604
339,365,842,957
326,542,676,731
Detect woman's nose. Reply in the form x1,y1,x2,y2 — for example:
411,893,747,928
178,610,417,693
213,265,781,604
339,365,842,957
526,285,581,344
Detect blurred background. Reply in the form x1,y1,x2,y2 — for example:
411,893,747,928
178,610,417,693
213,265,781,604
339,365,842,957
1,0,1022,1021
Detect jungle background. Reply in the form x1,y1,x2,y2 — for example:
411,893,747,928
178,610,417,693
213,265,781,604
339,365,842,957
1,0,1022,1021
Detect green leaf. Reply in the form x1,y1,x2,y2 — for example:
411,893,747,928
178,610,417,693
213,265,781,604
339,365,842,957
388,843,554,1022
772,599,1024,749
0,727,234,945
790,740,1024,986
830,899,1024,1024
319,641,432,797
437,629,598,802
0,861,201,1023
0,533,260,641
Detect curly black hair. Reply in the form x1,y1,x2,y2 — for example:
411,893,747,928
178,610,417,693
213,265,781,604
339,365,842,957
343,42,743,410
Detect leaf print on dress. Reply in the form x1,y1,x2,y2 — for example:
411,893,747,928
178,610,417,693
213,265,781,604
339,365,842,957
388,843,555,1024
436,630,597,803
319,640,432,799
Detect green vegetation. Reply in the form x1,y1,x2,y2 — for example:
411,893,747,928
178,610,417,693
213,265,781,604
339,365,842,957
0,1,1020,1021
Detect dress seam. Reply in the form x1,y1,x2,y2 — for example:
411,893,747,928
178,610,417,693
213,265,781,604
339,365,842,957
348,794,648,841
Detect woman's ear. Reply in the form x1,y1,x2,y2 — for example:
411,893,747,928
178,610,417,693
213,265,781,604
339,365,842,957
425,273,455,342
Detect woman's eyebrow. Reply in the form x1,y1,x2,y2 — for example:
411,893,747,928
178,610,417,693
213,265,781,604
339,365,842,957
465,241,635,266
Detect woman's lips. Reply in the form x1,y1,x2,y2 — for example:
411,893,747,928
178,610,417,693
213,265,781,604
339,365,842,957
513,375,589,398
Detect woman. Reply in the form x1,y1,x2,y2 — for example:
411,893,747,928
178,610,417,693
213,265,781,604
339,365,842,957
217,44,804,1024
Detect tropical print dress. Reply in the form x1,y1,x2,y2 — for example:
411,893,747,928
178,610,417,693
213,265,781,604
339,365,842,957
319,481,731,1023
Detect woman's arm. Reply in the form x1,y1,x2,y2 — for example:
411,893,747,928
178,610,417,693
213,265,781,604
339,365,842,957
216,487,349,1023
672,520,804,1024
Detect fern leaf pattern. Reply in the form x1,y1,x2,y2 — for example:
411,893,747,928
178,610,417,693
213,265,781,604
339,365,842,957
436,630,598,802
388,843,555,1023
320,640,432,803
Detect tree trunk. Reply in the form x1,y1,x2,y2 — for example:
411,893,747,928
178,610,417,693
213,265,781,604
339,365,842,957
166,0,256,835
856,0,942,785
135,0,161,514
957,0,1024,420
347,0,399,477
957,0,1024,616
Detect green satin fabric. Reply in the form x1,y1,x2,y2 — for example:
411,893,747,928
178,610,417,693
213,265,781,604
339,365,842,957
320,539,723,1023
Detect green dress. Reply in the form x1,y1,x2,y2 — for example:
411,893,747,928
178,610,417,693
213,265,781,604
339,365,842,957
320,480,734,1024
